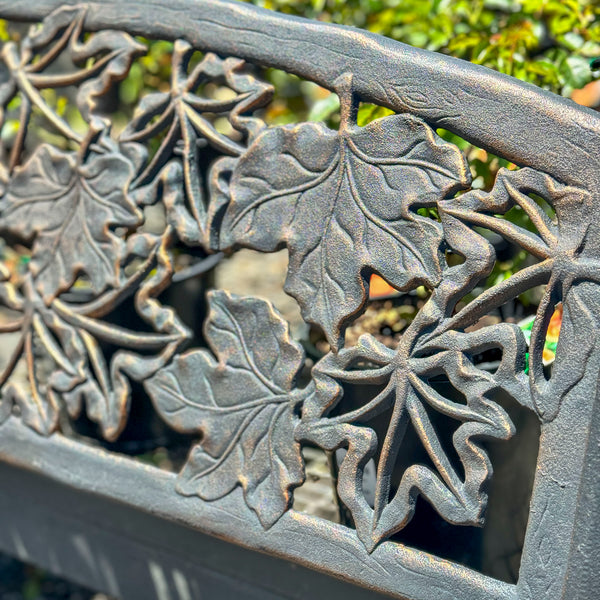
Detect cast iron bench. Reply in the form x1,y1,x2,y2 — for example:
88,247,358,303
0,1,598,599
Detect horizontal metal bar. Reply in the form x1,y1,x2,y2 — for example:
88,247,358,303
0,417,516,600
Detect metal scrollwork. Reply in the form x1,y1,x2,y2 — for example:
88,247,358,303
0,2,599,598
0,1,549,531
212,109,470,349
146,290,307,529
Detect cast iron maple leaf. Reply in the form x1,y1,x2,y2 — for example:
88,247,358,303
213,112,471,349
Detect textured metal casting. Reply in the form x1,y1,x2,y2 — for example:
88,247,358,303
0,1,599,599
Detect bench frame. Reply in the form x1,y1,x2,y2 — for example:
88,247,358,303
0,2,599,599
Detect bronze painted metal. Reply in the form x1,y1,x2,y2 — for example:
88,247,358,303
0,1,598,599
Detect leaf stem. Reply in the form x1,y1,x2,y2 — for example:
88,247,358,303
15,70,83,144
66,247,159,318
440,259,554,334
52,299,183,349
334,72,358,130
327,377,395,425
9,94,31,172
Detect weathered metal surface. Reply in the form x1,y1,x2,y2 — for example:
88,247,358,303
0,416,515,600
0,1,597,599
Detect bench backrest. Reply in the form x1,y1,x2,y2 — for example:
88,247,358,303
0,2,598,599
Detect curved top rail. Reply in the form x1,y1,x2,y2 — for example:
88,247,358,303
1,0,599,193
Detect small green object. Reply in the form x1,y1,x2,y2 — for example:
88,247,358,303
590,57,600,71
521,318,534,332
